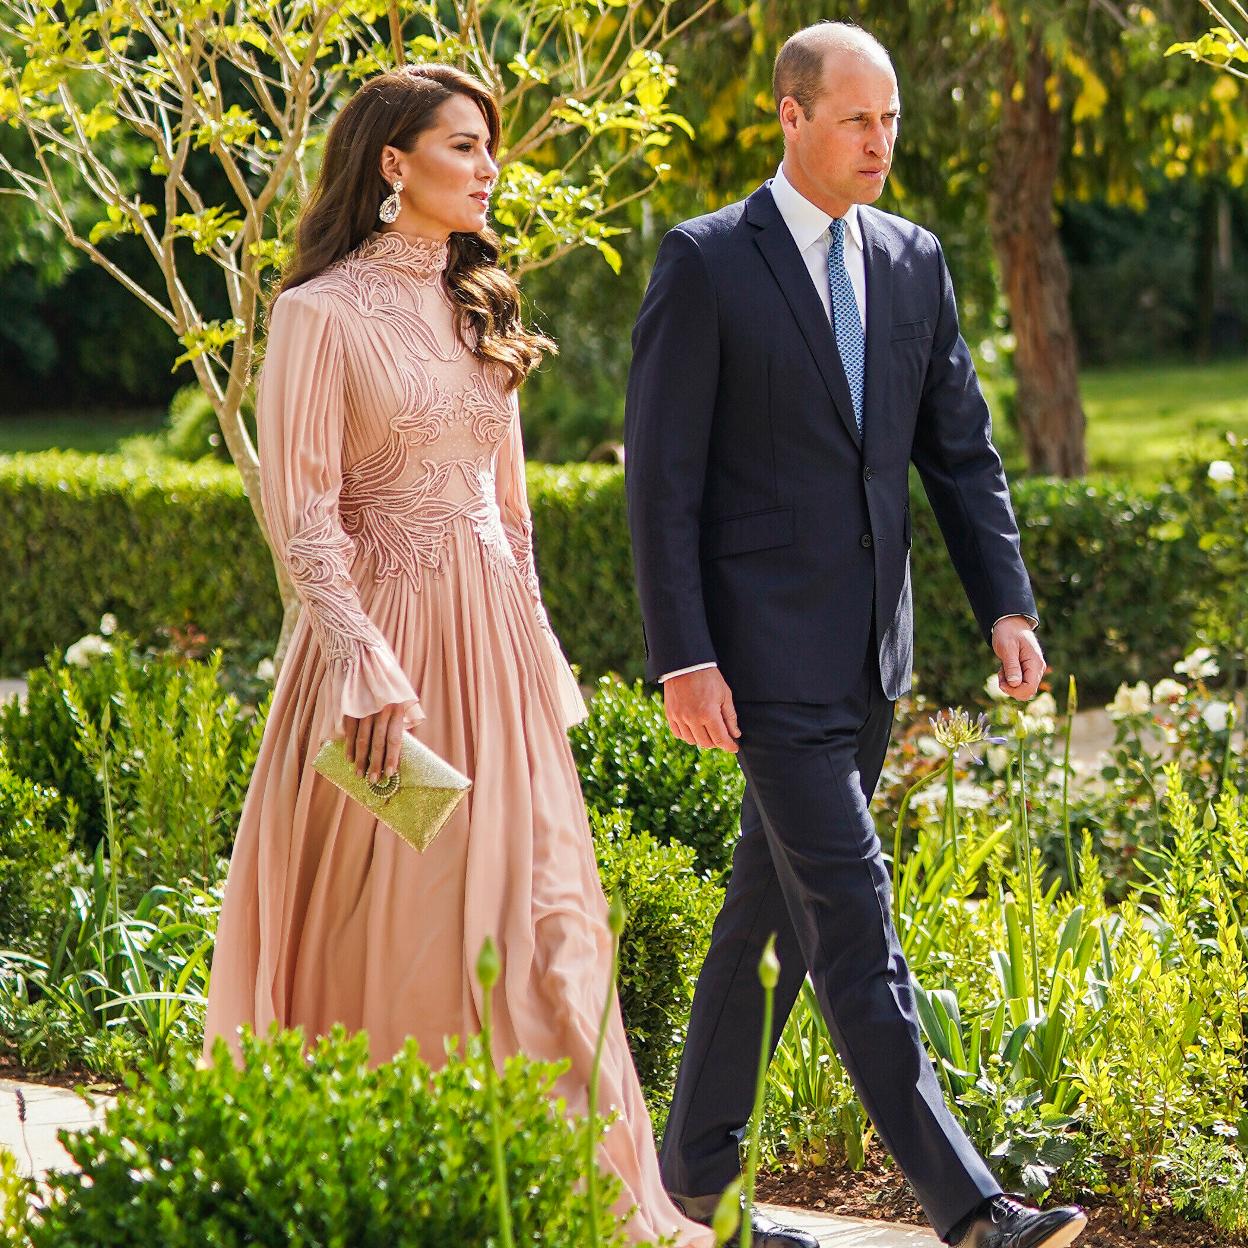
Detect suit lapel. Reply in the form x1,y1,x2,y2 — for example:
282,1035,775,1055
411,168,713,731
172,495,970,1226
859,206,893,456
747,184,861,450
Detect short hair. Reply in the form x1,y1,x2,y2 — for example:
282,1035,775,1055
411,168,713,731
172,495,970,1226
772,21,893,119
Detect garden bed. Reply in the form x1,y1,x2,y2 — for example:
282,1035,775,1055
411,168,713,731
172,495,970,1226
757,1143,1247,1248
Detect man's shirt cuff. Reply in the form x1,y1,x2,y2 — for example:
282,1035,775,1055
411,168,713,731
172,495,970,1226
992,613,1039,633
658,662,719,682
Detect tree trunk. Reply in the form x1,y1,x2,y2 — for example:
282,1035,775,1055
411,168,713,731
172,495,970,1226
987,36,1087,477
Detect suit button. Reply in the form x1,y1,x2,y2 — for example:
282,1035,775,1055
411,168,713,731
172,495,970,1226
860,533,873,548
864,466,875,480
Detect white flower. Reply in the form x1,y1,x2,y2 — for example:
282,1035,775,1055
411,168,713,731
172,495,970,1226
984,673,1011,702
1175,647,1220,680
64,634,112,667
1208,460,1235,483
1030,692,1058,719
98,613,118,637
986,745,1010,774
255,657,276,682
1107,680,1151,719
1152,678,1187,704
1017,710,1056,738
1202,700,1233,733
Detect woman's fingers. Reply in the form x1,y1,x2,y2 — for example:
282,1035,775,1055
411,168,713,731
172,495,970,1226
342,704,410,780
380,712,404,780
367,708,392,783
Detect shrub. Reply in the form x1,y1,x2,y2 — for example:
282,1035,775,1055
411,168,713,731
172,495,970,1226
0,745,75,954
594,810,724,1110
0,450,1212,707
0,452,281,673
19,1023,633,1248
907,473,1200,706
574,675,745,876
159,382,256,462
0,633,265,891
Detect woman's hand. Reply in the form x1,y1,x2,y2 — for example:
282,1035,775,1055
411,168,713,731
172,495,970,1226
344,703,409,784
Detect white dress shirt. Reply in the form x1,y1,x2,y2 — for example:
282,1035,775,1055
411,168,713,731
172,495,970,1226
658,164,1033,684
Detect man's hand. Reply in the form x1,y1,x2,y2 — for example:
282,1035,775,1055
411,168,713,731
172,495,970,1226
992,616,1045,701
344,702,408,783
663,667,741,753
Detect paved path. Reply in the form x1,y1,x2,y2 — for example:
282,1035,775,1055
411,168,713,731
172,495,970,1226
0,1076,936,1244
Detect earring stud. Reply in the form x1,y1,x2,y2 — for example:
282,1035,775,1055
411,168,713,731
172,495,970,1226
378,179,403,224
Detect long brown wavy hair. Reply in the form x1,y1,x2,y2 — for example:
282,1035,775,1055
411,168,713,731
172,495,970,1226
272,63,553,389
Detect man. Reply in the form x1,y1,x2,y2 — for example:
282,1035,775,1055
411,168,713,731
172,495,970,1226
623,21,1087,1248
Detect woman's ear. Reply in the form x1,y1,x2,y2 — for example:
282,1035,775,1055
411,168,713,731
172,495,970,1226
378,144,403,184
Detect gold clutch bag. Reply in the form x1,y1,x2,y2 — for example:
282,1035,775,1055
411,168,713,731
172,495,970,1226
311,730,471,853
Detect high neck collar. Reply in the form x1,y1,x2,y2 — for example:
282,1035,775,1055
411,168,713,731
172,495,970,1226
356,229,451,285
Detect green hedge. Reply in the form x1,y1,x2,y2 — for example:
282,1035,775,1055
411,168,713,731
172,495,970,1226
0,451,1205,705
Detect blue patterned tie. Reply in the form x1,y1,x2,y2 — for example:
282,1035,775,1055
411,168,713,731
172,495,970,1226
827,217,865,435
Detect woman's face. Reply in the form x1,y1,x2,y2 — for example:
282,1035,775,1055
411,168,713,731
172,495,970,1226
378,92,499,239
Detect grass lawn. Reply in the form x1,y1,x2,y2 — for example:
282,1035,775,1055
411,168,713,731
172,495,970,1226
1081,356,1248,481
986,356,1248,483
0,407,165,454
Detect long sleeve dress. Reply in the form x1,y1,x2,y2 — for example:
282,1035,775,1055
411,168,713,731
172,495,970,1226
200,228,714,1246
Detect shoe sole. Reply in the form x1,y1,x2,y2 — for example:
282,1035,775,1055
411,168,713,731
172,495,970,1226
1032,1213,1089,1248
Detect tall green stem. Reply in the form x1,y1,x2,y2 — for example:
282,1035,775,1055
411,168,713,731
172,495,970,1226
1061,675,1077,890
476,937,514,1248
741,934,780,1248
1220,699,1237,795
945,746,960,874
1016,736,1042,1012
587,897,626,1248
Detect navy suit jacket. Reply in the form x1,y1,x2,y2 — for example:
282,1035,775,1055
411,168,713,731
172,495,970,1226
623,181,1037,703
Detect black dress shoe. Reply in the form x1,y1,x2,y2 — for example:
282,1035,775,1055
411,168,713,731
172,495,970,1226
669,1191,820,1248
953,1194,1087,1248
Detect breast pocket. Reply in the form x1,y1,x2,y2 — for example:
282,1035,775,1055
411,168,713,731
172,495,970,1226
890,318,933,342
701,506,795,560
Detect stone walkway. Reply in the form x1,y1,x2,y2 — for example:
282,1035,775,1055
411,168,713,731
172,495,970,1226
0,1075,936,1244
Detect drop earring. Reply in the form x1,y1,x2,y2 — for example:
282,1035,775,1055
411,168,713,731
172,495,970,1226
378,179,403,224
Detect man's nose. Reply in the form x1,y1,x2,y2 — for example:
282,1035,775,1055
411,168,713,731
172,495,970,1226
865,122,890,158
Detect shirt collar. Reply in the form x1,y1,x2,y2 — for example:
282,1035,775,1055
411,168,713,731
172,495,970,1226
771,162,863,253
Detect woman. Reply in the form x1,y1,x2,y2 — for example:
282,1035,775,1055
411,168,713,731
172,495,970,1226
200,63,715,1246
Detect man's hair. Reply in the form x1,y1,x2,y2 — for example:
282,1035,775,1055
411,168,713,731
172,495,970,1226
772,21,893,120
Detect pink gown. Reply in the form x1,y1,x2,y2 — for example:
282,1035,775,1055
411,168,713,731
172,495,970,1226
201,228,713,1246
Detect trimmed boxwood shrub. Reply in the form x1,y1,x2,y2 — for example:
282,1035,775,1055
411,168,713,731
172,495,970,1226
575,676,745,876
8,1023,634,1247
0,452,1206,707
594,809,724,1109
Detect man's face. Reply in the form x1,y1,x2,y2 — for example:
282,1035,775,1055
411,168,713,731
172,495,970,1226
780,51,900,215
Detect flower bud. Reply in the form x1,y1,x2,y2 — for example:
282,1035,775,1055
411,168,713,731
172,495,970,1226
711,1178,742,1243
758,932,780,991
607,894,627,938
476,935,500,991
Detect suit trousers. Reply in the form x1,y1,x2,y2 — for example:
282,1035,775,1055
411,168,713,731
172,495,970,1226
657,645,1001,1241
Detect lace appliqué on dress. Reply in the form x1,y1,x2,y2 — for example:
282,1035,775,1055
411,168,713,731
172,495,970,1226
283,511,385,669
